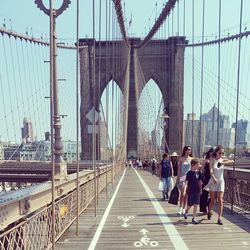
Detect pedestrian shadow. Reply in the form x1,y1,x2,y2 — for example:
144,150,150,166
137,213,166,217
222,205,250,233
132,198,161,202
146,220,188,226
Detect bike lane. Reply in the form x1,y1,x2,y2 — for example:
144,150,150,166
88,167,188,250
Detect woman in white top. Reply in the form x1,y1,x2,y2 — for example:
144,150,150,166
204,145,233,225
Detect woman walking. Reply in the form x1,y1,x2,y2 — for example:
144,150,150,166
199,148,213,214
177,146,192,214
204,145,233,225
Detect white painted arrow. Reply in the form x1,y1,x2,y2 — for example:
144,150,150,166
121,223,130,228
139,229,149,235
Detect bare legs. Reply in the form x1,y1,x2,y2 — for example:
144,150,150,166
217,191,224,219
208,191,224,224
178,184,187,214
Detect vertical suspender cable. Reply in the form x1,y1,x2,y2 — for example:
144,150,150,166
111,4,114,188
0,37,10,142
217,0,221,145
75,0,80,235
14,40,25,120
98,0,102,172
183,0,185,36
105,0,108,197
172,7,174,36
199,0,205,158
191,0,195,149
232,0,243,214
2,36,16,143
177,0,179,35
49,0,55,249
9,37,21,133
108,0,111,188
21,43,32,121
96,0,102,206
92,0,97,217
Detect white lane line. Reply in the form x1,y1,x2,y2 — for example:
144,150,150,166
88,168,127,250
134,169,189,250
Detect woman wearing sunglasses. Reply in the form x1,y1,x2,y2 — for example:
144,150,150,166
204,145,233,225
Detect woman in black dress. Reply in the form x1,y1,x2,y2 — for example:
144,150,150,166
200,148,214,214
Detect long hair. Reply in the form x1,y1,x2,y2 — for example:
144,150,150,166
212,145,224,158
203,148,214,159
181,145,192,157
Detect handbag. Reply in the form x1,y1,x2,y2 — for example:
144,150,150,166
158,180,164,191
168,186,179,205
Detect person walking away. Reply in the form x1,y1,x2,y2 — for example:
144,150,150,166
204,145,233,225
177,146,192,214
200,148,213,214
183,158,203,224
151,157,157,175
170,152,178,184
159,153,173,200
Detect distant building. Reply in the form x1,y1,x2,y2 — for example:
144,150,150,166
0,141,4,160
62,140,81,163
183,113,206,157
21,117,33,143
3,143,22,160
232,119,250,148
1,140,81,162
201,105,220,147
221,115,230,129
20,141,46,161
218,128,235,149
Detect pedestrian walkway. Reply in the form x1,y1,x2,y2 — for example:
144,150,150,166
57,167,250,250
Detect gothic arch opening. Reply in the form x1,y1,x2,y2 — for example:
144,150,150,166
138,79,165,158
99,80,123,160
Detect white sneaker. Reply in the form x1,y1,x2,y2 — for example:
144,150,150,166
178,207,183,215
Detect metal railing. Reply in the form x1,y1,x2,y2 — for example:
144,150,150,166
0,163,123,250
224,167,250,212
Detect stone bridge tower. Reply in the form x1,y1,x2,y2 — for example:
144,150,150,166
79,37,187,160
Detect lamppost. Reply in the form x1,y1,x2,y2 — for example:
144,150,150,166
35,0,70,180
161,112,170,153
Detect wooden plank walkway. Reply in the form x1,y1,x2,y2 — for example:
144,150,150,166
57,167,250,250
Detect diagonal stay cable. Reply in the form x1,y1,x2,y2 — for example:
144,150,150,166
112,0,130,48
136,0,177,49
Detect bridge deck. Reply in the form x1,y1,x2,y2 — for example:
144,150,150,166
57,167,250,250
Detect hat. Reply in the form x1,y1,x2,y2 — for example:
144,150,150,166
170,152,178,157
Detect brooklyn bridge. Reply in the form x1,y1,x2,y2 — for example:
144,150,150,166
0,0,249,249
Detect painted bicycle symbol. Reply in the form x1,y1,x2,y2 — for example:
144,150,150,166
134,229,159,248
134,235,159,248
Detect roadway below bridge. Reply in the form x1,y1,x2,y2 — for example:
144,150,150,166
0,159,249,183
0,160,109,182
56,167,250,250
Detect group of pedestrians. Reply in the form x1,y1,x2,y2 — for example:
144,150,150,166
159,145,233,225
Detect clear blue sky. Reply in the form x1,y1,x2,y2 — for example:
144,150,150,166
1,1,250,143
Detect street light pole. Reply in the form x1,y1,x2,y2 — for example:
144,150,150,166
35,0,70,180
